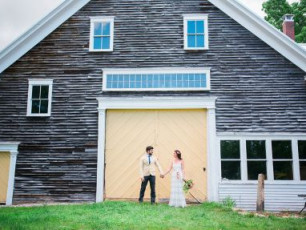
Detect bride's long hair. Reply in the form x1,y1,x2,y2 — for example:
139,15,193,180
174,149,182,160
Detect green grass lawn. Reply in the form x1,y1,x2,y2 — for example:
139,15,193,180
0,201,305,230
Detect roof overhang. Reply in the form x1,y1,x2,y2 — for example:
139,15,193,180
0,0,90,74
208,0,306,72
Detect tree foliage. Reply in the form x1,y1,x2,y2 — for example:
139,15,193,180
262,0,306,43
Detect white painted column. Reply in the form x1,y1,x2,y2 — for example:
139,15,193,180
96,109,106,202
292,138,300,181
207,107,218,201
6,151,18,205
241,139,247,181
266,138,274,181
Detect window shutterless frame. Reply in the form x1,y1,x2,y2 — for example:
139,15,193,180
217,135,306,183
102,67,211,91
183,14,209,50
89,16,114,52
27,79,53,117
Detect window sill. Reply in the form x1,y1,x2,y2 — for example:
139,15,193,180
220,180,306,185
184,47,209,51
89,49,113,52
26,114,51,117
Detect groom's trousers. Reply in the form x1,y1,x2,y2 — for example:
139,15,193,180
139,175,156,203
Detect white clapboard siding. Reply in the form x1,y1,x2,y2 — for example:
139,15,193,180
219,182,306,211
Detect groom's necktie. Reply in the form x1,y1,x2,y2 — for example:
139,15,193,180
148,155,151,164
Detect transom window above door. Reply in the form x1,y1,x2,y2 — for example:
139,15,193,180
89,16,114,52
102,68,211,91
183,14,209,50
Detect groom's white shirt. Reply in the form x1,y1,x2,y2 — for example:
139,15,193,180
139,154,163,178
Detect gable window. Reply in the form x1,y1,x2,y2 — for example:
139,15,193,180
27,79,53,117
103,68,210,91
89,16,114,52
183,15,208,50
220,140,241,180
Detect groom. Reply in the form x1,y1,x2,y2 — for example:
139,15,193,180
139,146,164,204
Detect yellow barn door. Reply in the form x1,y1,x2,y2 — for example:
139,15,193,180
105,109,207,202
0,152,10,204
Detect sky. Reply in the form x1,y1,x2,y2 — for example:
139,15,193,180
0,0,300,51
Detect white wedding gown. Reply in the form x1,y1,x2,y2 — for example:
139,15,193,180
169,161,186,208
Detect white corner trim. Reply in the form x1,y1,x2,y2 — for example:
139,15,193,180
96,96,218,202
89,16,114,52
208,0,306,72
0,142,20,205
0,0,90,74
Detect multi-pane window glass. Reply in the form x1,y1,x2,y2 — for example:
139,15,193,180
272,141,293,180
31,85,49,114
298,140,306,180
221,140,241,180
246,140,267,180
187,20,205,48
93,22,111,50
105,72,208,90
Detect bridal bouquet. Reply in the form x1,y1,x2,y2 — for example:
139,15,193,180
183,179,194,194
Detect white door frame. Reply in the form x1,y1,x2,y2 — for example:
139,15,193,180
96,96,218,202
0,142,19,205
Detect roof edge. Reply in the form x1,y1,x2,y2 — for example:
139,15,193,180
0,0,90,74
209,0,306,72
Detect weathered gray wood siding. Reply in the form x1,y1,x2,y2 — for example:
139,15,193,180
0,0,305,203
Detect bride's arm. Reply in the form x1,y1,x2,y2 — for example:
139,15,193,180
163,162,173,176
181,160,185,180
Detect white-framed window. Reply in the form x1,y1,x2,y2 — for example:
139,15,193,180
218,136,306,182
27,79,53,117
89,16,114,52
246,140,267,180
272,140,293,180
102,68,211,91
183,14,209,50
220,140,241,180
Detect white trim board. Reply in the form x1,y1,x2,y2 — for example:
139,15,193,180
0,142,20,205
208,0,306,72
96,96,219,202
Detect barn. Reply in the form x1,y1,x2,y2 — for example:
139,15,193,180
0,0,305,211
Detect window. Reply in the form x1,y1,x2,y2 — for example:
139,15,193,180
221,140,241,180
219,137,306,181
272,140,293,180
27,79,53,116
102,68,210,91
246,140,267,180
183,15,208,50
89,16,114,52
298,140,306,180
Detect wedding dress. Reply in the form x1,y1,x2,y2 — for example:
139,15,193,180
169,161,186,208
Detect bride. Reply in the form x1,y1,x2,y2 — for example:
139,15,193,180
162,149,187,208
